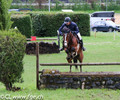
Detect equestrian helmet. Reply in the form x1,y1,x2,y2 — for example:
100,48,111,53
64,17,71,24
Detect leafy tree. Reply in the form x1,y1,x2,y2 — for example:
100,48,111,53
12,0,22,3
0,29,26,91
35,0,48,9
0,0,13,30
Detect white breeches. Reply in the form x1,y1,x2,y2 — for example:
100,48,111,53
77,32,82,40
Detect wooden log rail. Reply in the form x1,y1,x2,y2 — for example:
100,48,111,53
26,38,58,41
60,72,120,77
40,62,120,66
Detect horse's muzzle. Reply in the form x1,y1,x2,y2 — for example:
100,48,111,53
71,47,75,52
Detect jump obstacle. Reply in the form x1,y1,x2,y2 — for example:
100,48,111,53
26,33,60,48
26,36,60,54
35,42,120,90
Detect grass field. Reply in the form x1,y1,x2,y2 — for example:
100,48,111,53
0,32,120,100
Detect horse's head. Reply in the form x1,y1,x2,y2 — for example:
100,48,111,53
63,32,74,48
62,26,73,49
63,33,68,48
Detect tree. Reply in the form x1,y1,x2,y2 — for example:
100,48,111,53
12,0,22,3
0,0,13,31
87,0,97,3
0,29,26,91
35,0,47,9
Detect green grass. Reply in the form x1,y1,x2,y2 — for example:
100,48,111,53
0,32,120,100
11,10,120,15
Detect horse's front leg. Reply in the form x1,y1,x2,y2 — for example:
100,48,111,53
68,60,72,72
66,54,72,72
70,65,72,72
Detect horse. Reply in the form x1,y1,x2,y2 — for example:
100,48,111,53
62,28,84,72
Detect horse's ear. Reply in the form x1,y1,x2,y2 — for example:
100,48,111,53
62,26,70,33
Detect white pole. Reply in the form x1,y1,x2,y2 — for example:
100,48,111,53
100,0,101,8
49,0,50,12
106,0,107,11
115,0,116,4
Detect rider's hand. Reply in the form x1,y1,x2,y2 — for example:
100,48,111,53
62,26,71,33
71,31,75,34
60,33,63,36
58,31,63,36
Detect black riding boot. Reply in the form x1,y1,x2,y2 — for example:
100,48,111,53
79,40,86,51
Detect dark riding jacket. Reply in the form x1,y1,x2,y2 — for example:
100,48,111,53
59,21,79,35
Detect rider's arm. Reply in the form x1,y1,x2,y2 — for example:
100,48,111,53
72,24,80,34
59,23,65,35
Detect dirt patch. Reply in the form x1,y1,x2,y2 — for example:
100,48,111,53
115,13,120,24
26,42,60,54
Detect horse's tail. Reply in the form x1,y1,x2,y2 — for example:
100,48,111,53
73,57,78,69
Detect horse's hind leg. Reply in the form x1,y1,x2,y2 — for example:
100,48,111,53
70,65,72,72
80,65,82,72
78,51,84,72
77,55,82,72
67,59,72,72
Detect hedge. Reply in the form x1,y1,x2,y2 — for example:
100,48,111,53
31,12,90,37
11,15,32,38
0,29,26,90
11,12,90,37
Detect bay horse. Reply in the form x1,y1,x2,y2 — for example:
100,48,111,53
62,28,84,72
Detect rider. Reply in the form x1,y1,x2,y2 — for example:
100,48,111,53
59,17,86,51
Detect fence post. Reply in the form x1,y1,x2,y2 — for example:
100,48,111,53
36,42,40,90
57,30,60,49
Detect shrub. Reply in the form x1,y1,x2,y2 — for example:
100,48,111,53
11,15,33,38
107,3,120,11
0,29,26,90
82,2,91,11
31,12,90,37
0,0,13,30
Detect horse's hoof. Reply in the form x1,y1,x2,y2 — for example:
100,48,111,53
66,57,70,60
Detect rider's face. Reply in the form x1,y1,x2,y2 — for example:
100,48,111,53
66,22,71,25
